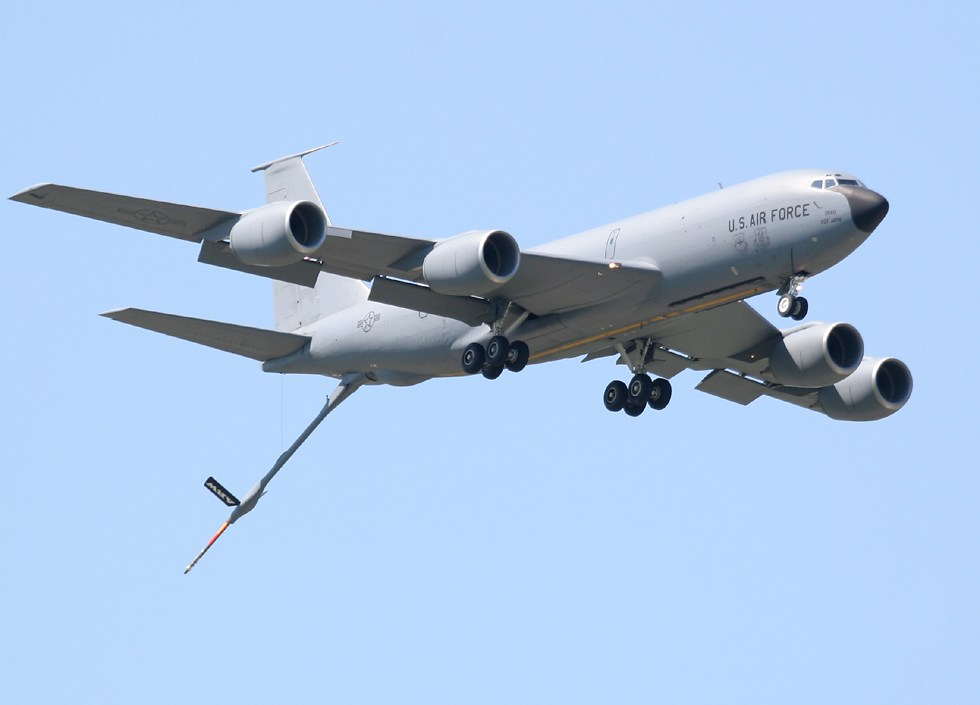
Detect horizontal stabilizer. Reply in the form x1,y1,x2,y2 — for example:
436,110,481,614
204,477,240,506
102,308,310,361
9,184,237,242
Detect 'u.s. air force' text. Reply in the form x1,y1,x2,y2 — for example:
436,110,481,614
729,203,810,232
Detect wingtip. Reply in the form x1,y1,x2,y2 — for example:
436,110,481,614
99,308,130,319
8,183,55,202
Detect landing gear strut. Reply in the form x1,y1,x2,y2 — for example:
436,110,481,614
777,273,809,321
603,340,673,417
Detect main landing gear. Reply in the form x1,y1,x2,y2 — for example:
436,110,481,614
603,339,672,417
777,273,809,321
461,335,530,379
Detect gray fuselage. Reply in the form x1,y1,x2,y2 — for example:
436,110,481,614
266,170,880,385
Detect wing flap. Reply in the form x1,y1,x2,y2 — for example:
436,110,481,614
102,308,310,361
198,240,321,287
368,277,495,325
315,226,434,280
695,369,767,405
10,184,237,241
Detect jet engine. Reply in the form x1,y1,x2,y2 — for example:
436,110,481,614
818,357,913,421
422,230,520,296
229,200,328,266
768,322,864,388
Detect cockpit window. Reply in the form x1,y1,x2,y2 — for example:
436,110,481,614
811,176,866,189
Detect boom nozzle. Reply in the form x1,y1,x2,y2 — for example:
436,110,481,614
183,521,230,574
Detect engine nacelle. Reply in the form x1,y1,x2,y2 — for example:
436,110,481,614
422,230,520,297
229,200,327,266
768,322,864,387
818,357,913,421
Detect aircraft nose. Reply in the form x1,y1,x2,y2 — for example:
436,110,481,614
841,186,889,234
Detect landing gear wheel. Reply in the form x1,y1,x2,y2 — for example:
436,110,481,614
481,364,504,380
777,294,796,318
648,378,673,410
790,296,809,321
461,343,486,374
505,340,530,373
624,401,646,417
628,373,653,404
603,380,628,412
486,335,509,366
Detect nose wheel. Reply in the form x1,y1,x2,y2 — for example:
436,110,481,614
777,273,809,320
777,293,808,321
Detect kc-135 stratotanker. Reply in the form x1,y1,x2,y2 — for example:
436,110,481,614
11,144,911,571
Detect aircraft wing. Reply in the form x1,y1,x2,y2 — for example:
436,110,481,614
198,224,663,319
584,301,824,411
11,183,661,319
301,227,663,317
10,184,238,242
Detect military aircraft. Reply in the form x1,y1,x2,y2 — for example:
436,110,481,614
11,144,912,571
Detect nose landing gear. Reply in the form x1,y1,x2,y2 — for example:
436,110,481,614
777,273,809,321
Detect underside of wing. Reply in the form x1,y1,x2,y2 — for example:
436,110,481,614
581,301,907,419
642,301,780,364
10,184,238,241
495,253,662,315
313,229,663,319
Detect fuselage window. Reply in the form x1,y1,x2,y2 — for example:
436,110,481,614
811,180,823,189
837,178,859,186
825,178,837,188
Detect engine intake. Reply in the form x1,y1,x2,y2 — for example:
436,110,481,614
229,200,327,266
768,322,864,388
422,230,520,297
819,357,913,421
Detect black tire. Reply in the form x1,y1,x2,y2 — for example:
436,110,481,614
777,294,795,318
624,400,646,417
791,296,809,321
505,340,530,373
486,335,509,366
648,378,673,410
628,373,654,403
461,343,485,374
603,380,628,412
481,364,504,380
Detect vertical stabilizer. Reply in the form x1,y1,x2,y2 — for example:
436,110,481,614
252,143,338,217
254,144,369,332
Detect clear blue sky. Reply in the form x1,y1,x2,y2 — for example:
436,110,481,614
2,2,977,703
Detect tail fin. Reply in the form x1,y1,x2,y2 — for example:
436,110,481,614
253,144,369,332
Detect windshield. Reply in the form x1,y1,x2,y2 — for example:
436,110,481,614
810,175,865,189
